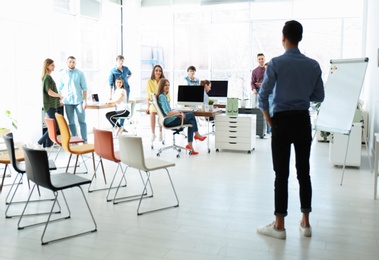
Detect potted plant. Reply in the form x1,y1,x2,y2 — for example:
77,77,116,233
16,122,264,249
208,99,214,110
0,110,17,137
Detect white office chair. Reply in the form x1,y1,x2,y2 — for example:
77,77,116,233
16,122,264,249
150,93,193,158
118,135,179,215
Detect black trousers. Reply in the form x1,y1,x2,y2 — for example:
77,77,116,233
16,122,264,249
271,110,312,217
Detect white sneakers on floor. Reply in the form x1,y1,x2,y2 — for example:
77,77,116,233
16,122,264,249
257,222,286,240
299,224,312,237
257,221,312,239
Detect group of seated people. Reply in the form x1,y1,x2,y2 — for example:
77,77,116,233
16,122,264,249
105,67,213,155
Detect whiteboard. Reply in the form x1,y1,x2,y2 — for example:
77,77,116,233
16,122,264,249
315,58,368,135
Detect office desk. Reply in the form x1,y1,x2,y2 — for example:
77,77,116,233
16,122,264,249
179,108,222,153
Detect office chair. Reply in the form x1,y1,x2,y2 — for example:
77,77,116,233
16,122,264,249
150,93,192,158
0,142,24,195
3,133,58,218
118,135,179,215
55,113,96,175
45,117,85,162
91,128,128,202
19,146,97,245
110,101,136,136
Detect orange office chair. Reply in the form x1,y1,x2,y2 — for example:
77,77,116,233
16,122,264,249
45,117,85,162
91,128,127,201
55,113,95,175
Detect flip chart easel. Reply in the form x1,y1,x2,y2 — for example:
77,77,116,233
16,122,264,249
315,57,369,185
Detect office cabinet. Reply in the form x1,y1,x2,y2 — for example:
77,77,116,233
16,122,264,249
215,114,256,153
329,123,362,167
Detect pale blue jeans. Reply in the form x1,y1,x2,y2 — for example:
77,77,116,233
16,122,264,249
65,103,87,142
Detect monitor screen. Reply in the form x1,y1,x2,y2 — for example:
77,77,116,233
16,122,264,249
177,85,204,106
208,80,228,97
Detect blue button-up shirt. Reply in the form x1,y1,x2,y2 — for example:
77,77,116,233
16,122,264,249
59,68,87,105
109,66,132,93
258,48,324,116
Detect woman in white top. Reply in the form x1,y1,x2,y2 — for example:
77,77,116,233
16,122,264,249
105,78,129,136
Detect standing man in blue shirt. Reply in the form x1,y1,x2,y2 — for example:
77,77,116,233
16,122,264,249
59,56,88,142
109,55,132,101
257,20,324,240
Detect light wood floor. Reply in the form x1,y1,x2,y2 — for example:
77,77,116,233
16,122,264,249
1,114,379,260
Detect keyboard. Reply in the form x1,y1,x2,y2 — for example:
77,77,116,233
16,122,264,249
175,107,196,112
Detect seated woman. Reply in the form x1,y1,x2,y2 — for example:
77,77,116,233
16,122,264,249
157,78,206,155
105,78,129,136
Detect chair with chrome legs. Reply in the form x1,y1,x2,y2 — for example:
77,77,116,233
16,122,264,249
55,113,96,175
3,133,57,218
45,117,85,162
90,128,127,202
19,146,97,245
118,135,179,215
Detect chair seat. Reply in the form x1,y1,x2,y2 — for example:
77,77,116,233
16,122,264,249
70,143,95,154
50,173,92,190
165,124,192,131
0,150,24,164
144,157,175,171
57,135,85,145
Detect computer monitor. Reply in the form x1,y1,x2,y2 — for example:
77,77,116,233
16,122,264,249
208,80,228,98
177,85,204,106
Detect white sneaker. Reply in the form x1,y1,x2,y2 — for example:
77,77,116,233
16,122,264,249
117,126,124,136
159,132,163,142
257,221,286,239
299,224,312,237
151,134,156,142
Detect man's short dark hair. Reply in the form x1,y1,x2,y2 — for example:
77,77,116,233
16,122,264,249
187,65,196,72
116,55,124,61
282,20,303,45
257,53,265,58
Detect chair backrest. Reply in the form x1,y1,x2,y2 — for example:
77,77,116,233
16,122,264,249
118,135,146,171
3,132,25,173
45,117,60,145
150,93,165,128
22,146,54,191
128,101,136,119
93,128,118,162
55,113,72,152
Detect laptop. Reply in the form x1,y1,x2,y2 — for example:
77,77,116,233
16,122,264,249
91,94,100,103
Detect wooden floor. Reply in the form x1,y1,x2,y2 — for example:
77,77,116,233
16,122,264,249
1,114,379,260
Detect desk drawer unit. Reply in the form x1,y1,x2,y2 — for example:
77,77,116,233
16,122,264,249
215,114,256,153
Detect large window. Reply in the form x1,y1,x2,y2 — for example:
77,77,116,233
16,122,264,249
140,0,363,105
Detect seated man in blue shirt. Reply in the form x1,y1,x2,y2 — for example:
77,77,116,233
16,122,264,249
257,20,325,240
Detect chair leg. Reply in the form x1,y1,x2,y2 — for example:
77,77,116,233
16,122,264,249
5,174,59,218
17,186,64,230
65,153,73,172
112,166,153,204
0,164,8,194
137,168,179,215
40,187,97,245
